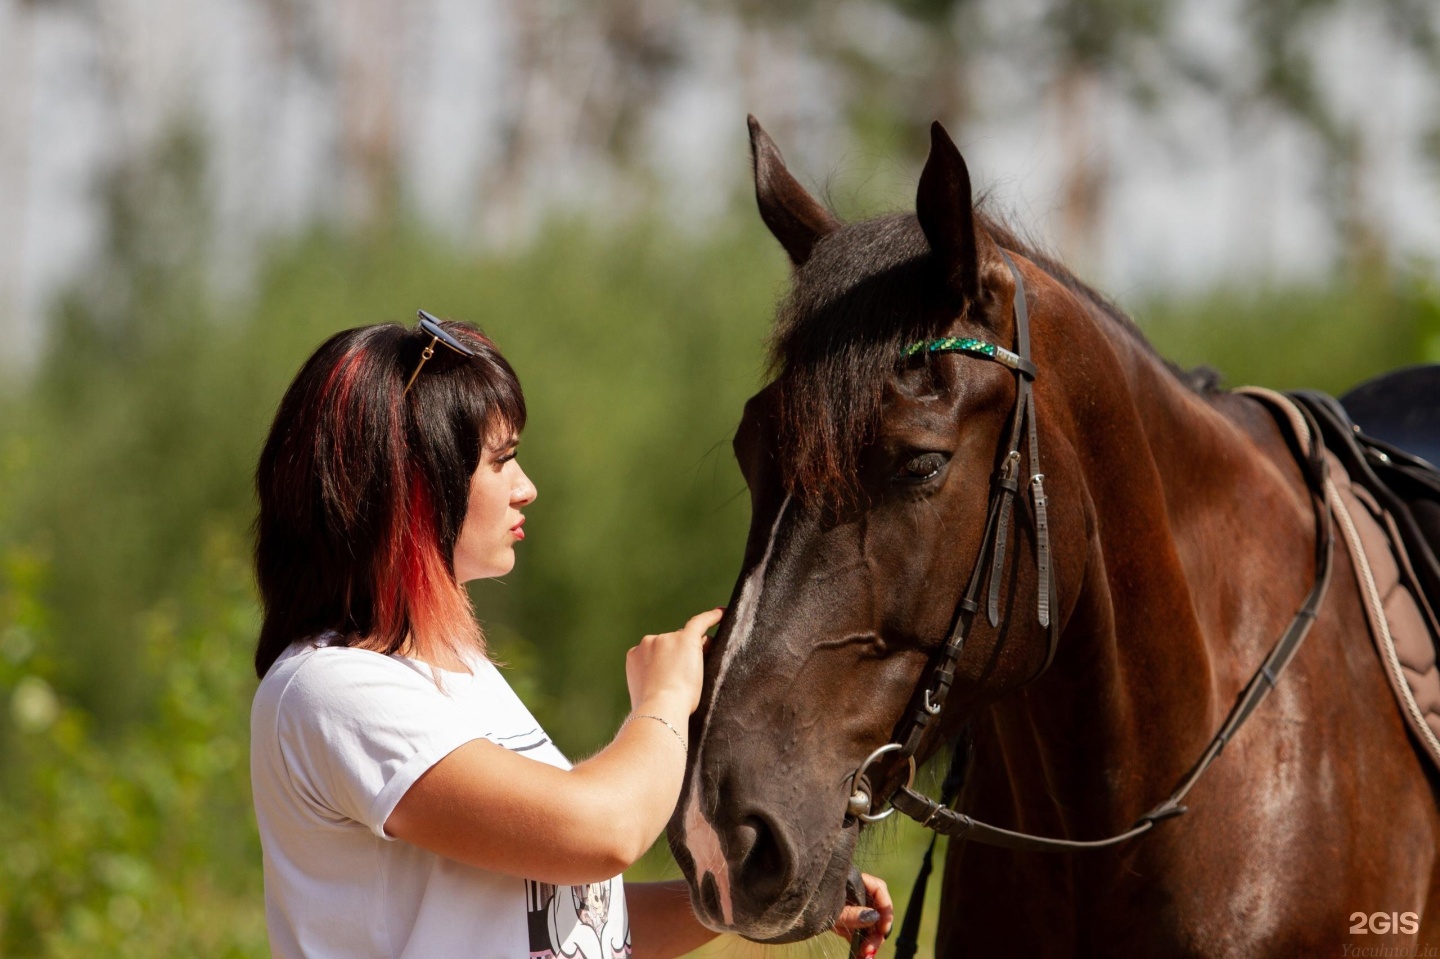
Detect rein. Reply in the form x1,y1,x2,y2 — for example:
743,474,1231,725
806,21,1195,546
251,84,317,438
843,252,1338,860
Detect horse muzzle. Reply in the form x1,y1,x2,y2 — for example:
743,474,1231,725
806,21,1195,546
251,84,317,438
672,783,859,942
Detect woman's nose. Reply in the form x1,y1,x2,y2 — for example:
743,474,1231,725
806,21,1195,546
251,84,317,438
512,465,537,506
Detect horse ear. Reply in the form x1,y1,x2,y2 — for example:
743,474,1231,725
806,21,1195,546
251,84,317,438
748,115,841,267
916,121,991,306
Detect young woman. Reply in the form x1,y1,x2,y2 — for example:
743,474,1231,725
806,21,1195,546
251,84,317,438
249,315,893,959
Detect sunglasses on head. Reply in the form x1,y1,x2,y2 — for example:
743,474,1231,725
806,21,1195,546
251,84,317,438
404,309,476,395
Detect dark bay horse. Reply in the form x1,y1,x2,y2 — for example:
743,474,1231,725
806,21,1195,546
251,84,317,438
666,117,1440,956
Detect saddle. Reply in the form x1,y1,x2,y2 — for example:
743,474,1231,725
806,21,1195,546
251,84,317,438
1274,374,1440,771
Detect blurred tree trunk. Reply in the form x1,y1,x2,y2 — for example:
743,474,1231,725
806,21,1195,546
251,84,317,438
1340,126,1388,283
335,0,402,231
1054,61,1107,280
0,0,34,365
476,0,680,243
476,0,553,243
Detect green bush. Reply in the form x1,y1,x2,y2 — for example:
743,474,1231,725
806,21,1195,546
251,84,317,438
0,529,265,956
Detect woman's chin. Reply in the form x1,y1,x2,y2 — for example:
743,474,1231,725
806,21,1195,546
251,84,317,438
484,548,518,578
454,550,516,584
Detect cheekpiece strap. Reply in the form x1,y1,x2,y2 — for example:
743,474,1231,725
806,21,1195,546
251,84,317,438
888,250,1049,772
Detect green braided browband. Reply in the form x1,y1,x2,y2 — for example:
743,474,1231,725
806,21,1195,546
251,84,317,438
900,336,1036,377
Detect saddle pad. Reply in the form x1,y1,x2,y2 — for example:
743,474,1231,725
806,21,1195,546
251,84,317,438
1328,453,1440,771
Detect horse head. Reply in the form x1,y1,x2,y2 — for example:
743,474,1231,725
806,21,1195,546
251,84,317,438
666,117,1096,941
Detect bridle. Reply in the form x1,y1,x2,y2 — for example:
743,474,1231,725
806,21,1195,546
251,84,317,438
842,249,1337,856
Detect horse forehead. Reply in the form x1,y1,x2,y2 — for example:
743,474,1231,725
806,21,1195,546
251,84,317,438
743,511,872,629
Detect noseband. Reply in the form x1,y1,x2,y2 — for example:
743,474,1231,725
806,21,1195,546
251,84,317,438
844,251,1336,857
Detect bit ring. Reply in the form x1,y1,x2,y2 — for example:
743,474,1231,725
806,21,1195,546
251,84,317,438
847,742,918,823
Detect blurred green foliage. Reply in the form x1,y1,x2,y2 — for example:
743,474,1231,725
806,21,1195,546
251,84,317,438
0,525,265,954
0,176,1434,956
1135,272,1438,394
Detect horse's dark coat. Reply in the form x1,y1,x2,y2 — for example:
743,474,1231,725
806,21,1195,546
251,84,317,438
666,118,1440,957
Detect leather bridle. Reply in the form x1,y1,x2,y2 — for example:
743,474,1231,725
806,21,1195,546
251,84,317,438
842,250,1337,855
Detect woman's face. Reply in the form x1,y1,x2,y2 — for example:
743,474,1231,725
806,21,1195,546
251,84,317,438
453,432,537,583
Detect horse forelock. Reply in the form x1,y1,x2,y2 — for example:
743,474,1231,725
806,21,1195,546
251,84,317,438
766,213,953,506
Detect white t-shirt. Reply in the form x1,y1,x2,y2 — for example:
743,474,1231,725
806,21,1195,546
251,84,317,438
250,637,631,959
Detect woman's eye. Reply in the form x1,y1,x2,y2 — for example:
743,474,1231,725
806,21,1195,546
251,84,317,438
898,452,948,482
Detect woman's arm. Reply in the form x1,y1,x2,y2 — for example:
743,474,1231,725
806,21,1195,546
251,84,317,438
385,701,688,883
385,609,722,886
625,881,720,959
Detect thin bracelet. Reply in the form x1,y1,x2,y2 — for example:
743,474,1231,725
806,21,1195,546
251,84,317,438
626,713,688,754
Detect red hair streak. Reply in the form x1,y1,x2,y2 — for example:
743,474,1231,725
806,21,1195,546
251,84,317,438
366,393,482,671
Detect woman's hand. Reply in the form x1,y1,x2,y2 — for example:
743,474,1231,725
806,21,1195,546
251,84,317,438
832,872,894,958
626,607,723,716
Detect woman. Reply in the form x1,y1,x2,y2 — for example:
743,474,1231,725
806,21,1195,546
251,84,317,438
249,315,893,959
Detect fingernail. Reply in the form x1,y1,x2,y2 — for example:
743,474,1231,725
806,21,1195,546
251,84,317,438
858,908,880,924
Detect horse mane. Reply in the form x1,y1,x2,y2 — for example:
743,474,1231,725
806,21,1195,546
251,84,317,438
765,209,1220,504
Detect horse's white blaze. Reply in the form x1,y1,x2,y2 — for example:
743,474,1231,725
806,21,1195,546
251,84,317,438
714,493,791,688
681,494,791,926
684,792,734,926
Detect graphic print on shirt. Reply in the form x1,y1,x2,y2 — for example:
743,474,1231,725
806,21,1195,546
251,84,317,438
495,726,553,753
525,879,631,959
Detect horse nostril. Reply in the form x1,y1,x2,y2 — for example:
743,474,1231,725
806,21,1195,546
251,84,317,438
732,811,795,901
698,871,722,921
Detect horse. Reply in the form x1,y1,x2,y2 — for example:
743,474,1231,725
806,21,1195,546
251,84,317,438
665,116,1440,956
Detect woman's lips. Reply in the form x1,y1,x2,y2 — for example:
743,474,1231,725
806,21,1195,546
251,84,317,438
511,516,525,540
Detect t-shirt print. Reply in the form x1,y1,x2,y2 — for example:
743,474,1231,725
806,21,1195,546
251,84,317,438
526,878,632,959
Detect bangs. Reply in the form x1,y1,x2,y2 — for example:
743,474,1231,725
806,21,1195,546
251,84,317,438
452,323,528,445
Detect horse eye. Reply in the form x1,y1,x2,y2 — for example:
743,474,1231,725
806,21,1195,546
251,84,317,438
898,452,948,482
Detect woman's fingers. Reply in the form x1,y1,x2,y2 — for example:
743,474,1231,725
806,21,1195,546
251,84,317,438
832,904,884,957
861,871,894,931
685,607,725,643
831,873,893,957
833,904,883,930
627,607,727,715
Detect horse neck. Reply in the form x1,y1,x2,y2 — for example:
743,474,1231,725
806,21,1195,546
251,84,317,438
978,292,1317,841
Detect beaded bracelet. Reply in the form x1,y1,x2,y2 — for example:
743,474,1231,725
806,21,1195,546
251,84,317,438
626,713,688,753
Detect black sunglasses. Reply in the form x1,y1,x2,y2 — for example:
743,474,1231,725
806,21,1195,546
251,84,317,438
404,310,475,395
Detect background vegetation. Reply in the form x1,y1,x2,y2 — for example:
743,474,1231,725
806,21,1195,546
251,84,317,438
0,129,1435,957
